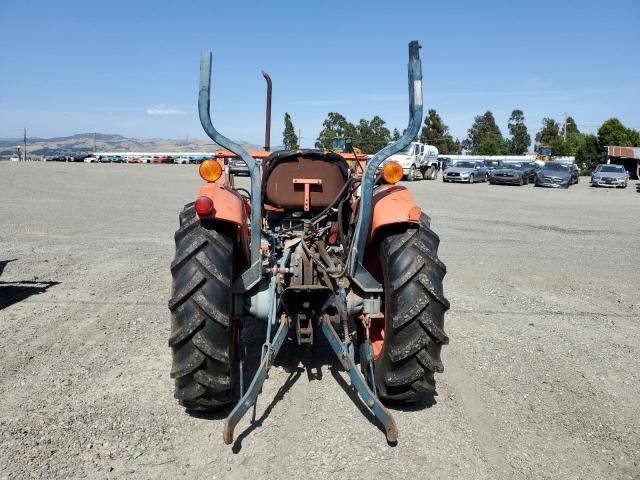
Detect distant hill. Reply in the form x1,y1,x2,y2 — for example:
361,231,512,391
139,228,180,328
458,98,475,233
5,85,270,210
0,133,259,158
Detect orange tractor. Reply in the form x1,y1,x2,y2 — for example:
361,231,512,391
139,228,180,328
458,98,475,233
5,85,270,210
168,41,449,443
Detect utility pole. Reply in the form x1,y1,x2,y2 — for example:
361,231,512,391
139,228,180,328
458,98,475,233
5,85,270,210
23,128,27,161
563,113,567,141
94,132,97,153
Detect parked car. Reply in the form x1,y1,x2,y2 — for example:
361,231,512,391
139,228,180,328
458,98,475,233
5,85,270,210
83,156,99,163
591,164,629,188
443,160,488,183
483,159,503,173
522,162,539,183
228,158,249,176
570,164,580,184
488,163,529,185
111,156,125,163
153,156,173,164
175,157,191,165
534,162,573,188
99,156,112,163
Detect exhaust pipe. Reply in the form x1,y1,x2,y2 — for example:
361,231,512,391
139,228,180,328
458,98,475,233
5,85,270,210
262,71,272,152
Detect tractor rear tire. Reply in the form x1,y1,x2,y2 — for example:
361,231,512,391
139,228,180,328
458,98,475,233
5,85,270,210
375,214,449,403
168,203,237,411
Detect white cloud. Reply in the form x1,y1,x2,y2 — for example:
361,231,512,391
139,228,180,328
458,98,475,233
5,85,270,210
146,105,184,116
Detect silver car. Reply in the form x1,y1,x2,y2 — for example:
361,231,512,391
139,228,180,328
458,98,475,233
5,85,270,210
443,160,488,183
591,164,628,188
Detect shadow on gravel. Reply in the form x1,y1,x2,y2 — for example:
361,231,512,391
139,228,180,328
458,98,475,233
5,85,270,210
0,259,17,276
327,366,397,446
0,280,61,310
231,366,304,453
0,259,60,310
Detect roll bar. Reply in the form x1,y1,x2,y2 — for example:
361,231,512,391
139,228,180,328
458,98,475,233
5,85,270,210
349,41,423,273
198,52,263,289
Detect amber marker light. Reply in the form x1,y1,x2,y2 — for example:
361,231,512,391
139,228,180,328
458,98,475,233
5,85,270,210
381,161,403,184
199,159,222,182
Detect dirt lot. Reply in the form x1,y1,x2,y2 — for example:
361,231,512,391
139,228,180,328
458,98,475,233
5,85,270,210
1,162,638,479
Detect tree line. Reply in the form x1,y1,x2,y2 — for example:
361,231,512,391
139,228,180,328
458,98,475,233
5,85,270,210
281,110,640,173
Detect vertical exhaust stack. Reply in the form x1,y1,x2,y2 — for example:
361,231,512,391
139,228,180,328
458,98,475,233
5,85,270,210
262,71,272,152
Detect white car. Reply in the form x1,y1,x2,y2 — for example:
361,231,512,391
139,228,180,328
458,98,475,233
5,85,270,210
83,156,99,163
591,164,629,188
443,160,489,183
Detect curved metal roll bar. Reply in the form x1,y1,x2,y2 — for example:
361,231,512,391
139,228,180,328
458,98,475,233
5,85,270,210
349,41,423,276
198,52,263,290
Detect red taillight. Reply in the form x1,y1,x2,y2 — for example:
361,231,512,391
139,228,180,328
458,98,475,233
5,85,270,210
194,196,214,216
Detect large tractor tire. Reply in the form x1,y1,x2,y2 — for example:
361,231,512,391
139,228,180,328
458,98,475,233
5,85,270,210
168,203,237,411
374,214,449,403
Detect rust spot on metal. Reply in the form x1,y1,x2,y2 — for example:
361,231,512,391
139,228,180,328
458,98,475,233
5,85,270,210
408,206,421,221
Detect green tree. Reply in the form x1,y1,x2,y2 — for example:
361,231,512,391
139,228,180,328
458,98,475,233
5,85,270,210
315,112,356,150
391,128,401,141
419,109,459,154
283,112,299,150
562,116,579,136
315,112,393,154
597,118,636,147
535,117,561,146
575,134,603,174
477,137,511,155
507,109,531,154
465,111,503,153
355,115,391,153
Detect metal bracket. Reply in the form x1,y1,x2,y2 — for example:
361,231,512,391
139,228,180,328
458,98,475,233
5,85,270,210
223,319,289,445
320,317,398,442
359,340,377,398
292,178,322,212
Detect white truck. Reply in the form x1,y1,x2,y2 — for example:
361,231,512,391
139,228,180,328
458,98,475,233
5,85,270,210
382,141,440,180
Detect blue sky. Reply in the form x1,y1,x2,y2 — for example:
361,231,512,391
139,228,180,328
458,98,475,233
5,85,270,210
1,0,639,147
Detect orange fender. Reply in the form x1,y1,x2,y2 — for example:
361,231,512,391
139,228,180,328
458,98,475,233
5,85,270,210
368,184,421,244
196,182,250,262
364,184,421,361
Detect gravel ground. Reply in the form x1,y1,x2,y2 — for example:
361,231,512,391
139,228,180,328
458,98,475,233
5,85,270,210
0,162,639,479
